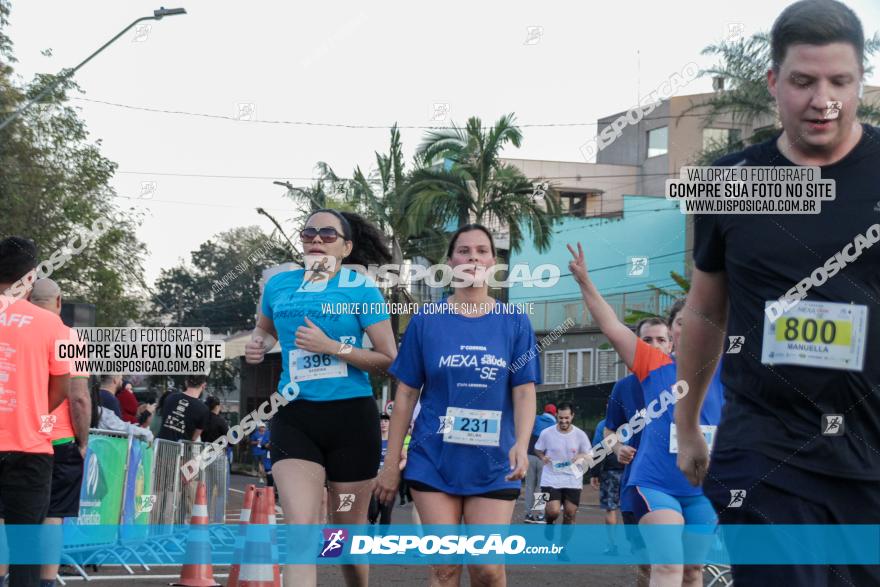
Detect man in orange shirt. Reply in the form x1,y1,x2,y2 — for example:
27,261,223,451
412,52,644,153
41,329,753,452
0,238,71,587
0,278,91,587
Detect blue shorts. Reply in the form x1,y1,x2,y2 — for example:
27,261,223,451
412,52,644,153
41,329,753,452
632,486,717,526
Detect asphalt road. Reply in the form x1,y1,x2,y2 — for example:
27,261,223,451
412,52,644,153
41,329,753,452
51,473,665,586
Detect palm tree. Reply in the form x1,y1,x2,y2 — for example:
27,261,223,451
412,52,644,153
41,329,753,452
624,270,690,324
350,124,447,266
407,113,560,254
688,32,880,164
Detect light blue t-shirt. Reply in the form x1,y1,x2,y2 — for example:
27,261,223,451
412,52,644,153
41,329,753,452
261,267,389,402
389,300,542,495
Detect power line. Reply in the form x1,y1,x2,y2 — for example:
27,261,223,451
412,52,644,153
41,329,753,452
72,97,719,129
113,169,679,182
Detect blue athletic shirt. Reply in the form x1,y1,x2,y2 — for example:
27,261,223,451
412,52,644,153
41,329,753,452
605,373,645,489
625,340,725,497
261,267,389,402
389,300,542,495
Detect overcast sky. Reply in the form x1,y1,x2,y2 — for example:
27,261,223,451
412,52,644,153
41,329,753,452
7,0,880,284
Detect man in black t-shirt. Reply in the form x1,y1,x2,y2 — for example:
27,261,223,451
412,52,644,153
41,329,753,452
674,2,879,585
158,375,209,442
201,395,229,444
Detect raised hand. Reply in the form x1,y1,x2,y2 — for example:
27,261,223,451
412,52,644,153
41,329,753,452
566,242,590,288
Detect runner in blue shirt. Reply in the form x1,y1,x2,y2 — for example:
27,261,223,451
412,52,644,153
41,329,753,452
603,316,671,586
245,209,398,587
569,242,724,587
374,224,540,587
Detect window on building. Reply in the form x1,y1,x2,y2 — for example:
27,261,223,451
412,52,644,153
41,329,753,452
545,351,564,385
565,349,593,386
558,191,615,219
647,127,668,158
596,349,624,383
702,128,742,151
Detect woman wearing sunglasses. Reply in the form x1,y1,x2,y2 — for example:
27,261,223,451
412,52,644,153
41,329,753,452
245,209,397,587
374,224,540,587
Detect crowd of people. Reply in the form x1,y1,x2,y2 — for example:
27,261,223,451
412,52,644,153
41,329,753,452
1,1,878,586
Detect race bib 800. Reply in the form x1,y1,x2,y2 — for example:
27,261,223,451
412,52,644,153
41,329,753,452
762,301,867,371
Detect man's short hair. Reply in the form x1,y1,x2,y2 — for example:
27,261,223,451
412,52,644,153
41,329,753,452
635,317,667,337
771,0,865,72
0,237,37,284
100,374,119,386
667,299,687,328
557,402,574,414
185,374,208,388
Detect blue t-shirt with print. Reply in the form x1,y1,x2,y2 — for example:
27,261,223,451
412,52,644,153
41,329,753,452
605,373,645,489
389,301,542,495
261,267,389,402
625,341,725,497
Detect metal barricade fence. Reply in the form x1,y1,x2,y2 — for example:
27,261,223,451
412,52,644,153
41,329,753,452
168,440,229,524
150,439,184,526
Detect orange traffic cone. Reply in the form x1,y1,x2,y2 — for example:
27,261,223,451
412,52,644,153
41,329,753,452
239,488,280,587
263,488,281,586
227,484,257,587
171,481,221,587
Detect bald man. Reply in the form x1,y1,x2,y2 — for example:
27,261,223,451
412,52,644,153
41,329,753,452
0,278,91,587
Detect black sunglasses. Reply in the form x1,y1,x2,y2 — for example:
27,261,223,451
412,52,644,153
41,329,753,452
300,226,347,243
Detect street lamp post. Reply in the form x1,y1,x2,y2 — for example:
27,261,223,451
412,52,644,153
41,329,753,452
0,7,187,132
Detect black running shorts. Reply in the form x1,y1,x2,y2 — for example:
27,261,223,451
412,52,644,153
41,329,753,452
541,485,582,506
407,479,520,501
47,441,84,518
269,396,380,483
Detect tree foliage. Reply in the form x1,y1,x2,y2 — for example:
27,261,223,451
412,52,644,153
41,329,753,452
0,0,146,325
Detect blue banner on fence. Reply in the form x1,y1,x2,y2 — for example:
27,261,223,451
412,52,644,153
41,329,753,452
0,524,878,565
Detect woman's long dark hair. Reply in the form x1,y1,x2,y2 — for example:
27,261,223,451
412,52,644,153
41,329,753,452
307,209,391,267
89,380,101,428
